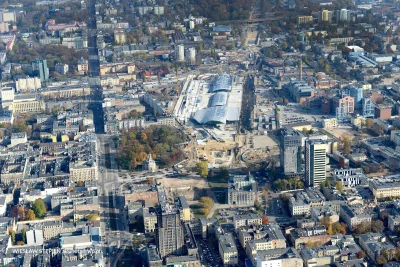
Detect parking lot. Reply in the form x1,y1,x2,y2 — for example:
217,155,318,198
197,238,222,267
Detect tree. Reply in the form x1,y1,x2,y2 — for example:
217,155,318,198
262,215,269,224
21,228,27,244
342,136,351,154
9,230,15,244
332,222,347,235
366,118,374,128
377,255,388,265
79,125,87,132
371,220,384,233
195,161,209,178
12,118,28,133
31,198,47,218
17,206,26,220
86,214,100,221
357,250,367,259
25,209,36,221
199,197,214,211
324,63,331,73
354,221,371,234
335,181,344,193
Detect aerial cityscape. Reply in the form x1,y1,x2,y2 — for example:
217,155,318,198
3,0,400,267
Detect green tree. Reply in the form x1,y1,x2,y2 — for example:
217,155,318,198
365,118,374,128
342,136,352,154
25,209,36,221
371,220,384,233
324,63,331,73
335,181,344,192
12,119,28,133
21,228,27,244
31,198,47,218
199,197,214,215
9,230,15,244
195,161,209,178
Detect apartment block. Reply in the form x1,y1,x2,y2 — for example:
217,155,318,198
227,174,257,205
233,214,262,230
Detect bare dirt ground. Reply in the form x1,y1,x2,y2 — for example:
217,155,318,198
324,126,371,140
252,135,278,150
157,177,214,202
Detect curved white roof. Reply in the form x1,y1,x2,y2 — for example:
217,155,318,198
213,73,232,92
193,106,239,124
211,92,228,106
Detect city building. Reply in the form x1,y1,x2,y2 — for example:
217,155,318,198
340,204,377,230
305,140,328,187
9,95,45,113
286,80,315,104
333,168,367,187
188,47,196,65
217,232,238,266
256,248,303,267
280,128,303,175
375,104,393,119
351,115,366,128
114,28,126,45
332,95,354,122
0,22,9,33
369,180,400,199
176,44,185,62
336,9,351,21
319,10,333,23
239,224,285,249
16,77,42,92
0,195,6,217
55,63,69,75
0,10,16,22
227,174,258,205
289,226,330,249
77,57,89,75
175,196,191,222
31,58,49,81
156,188,184,258
143,154,157,172
143,207,157,233
322,118,338,129
233,214,262,229
388,213,400,232
359,233,395,263
289,188,326,216
362,98,375,118
349,86,363,109
298,16,313,24
243,224,286,262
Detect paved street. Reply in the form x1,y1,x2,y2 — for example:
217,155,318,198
97,134,129,267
